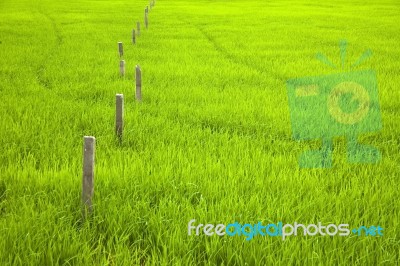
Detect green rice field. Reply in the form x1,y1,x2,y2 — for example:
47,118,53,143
0,0,399,264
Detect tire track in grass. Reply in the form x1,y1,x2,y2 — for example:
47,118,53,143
165,17,290,143
178,16,285,82
35,7,63,90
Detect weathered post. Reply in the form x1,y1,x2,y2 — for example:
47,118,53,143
137,22,140,36
120,60,125,76
82,136,95,218
145,8,148,29
115,94,124,138
118,42,123,57
132,29,136,44
135,65,142,101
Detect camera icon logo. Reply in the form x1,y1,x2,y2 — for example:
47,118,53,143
287,41,382,168
327,81,370,125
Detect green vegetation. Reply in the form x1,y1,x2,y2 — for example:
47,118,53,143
0,0,399,264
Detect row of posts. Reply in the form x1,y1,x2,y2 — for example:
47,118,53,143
82,0,155,218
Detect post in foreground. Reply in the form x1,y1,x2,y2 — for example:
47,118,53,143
115,94,124,138
82,136,95,218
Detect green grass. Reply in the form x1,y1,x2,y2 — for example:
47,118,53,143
0,0,399,264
